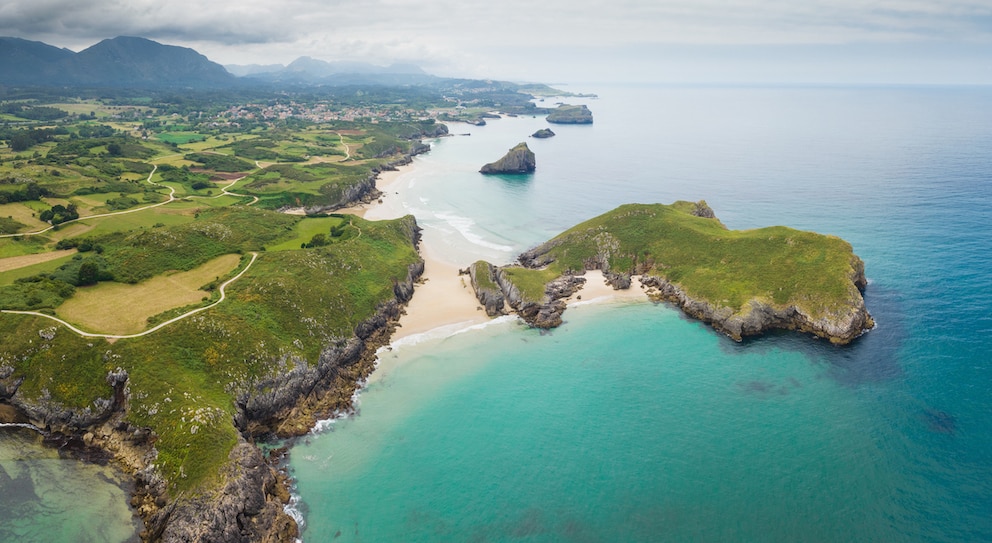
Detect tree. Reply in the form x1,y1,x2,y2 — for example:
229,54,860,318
77,261,99,286
10,132,33,152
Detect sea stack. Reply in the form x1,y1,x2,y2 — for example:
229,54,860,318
480,142,536,174
531,128,556,138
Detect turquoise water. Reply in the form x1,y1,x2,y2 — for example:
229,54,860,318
292,85,992,542
0,427,140,542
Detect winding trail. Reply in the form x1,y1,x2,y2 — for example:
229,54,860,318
185,176,260,206
0,160,179,239
334,132,352,160
1,252,258,339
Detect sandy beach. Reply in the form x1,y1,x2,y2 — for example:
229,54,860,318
338,161,650,344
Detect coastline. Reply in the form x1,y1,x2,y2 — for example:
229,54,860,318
339,161,651,347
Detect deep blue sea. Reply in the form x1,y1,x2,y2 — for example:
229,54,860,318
289,85,992,542
2,85,990,542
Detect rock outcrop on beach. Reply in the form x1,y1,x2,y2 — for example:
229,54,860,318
546,104,593,124
469,261,506,316
531,128,556,138
480,142,536,174
491,268,586,329
472,201,874,344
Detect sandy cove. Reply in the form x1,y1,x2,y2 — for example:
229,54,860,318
338,163,650,343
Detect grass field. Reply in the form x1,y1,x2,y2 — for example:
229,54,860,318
0,249,77,276
266,216,347,251
56,253,242,334
0,202,50,232
156,132,207,145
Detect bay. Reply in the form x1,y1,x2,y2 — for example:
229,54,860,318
291,84,992,542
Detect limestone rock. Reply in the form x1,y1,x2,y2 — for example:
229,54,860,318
480,142,535,174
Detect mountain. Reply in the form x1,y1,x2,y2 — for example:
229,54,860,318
0,36,234,88
232,56,435,86
0,37,75,85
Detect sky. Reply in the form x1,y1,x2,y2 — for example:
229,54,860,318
1,0,991,85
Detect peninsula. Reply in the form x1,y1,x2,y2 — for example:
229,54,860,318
546,104,593,124
470,201,874,344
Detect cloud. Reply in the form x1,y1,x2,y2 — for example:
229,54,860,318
1,0,990,82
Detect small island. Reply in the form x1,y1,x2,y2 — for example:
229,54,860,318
480,142,536,174
546,104,593,124
470,201,874,344
531,128,556,138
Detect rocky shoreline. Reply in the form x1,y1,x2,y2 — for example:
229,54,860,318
0,217,426,542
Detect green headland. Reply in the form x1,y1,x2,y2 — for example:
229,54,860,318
473,201,874,343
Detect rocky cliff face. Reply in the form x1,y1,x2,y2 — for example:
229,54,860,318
480,142,536,174
491,269,585,329
469,262,506,316
640,258,873,345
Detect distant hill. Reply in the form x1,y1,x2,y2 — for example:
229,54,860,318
0,36,235,88
229,56,436,86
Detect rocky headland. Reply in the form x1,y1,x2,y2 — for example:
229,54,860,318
0,218,426,542
546,104,593,124
480,142,536,174
471,201,874,344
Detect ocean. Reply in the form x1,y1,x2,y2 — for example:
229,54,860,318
2,84,990,542
289,85,992,542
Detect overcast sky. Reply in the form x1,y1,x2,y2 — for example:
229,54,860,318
2,0,991,84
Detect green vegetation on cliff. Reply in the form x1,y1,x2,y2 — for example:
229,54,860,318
546,104,593,124
492,201,871,342
0,211,421,491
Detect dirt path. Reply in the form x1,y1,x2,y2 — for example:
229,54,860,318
0,161,179,239
0,252,258,339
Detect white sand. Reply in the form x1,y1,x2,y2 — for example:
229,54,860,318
336,161,649,344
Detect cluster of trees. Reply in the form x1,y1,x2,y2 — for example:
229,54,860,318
39,203,79,225
0,181,51,204
3,127,68,152
1,103,69,121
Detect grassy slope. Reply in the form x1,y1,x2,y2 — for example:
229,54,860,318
0,116,430,496
0,212,420,492
513,202,860,319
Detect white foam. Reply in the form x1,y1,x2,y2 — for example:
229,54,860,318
0,422,43,433
379,315,518,355
282,492,306,540
433,211,514,252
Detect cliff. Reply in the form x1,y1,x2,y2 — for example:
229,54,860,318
480,142,536,174
473,201,873,344
546,104,593,124
0,215,426,542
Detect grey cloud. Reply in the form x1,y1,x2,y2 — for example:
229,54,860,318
1,0,989,83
